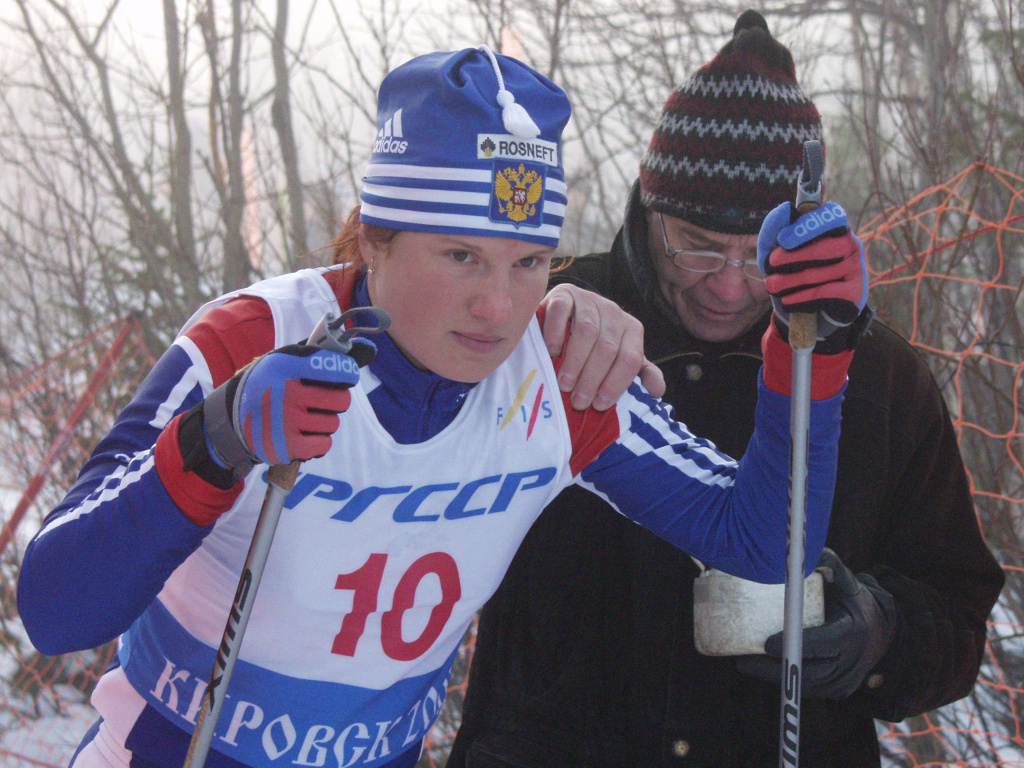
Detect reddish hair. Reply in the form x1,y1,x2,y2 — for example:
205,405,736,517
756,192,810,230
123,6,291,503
331,206,401,266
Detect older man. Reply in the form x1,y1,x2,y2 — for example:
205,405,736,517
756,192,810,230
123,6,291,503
450,10,1004,768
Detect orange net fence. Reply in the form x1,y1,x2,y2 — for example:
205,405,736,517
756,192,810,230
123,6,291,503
0,315,156,765
857,163,1024,766
0,164,1021,767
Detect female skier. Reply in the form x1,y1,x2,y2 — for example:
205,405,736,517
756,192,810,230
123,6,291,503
17,45,867,768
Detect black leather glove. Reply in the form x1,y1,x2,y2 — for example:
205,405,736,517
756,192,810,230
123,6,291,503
736,548,897,699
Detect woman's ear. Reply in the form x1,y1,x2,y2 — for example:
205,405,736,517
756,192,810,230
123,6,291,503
358,227,386,273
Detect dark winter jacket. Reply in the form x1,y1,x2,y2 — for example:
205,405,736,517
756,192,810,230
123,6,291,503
448,183,1005,768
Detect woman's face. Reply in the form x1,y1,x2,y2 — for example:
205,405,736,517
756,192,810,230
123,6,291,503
363,230,555,383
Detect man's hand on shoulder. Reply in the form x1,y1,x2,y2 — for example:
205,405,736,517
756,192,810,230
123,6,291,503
539,283,665,410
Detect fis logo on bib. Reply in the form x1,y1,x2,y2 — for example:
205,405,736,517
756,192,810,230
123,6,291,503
373,108,408,155
496,369,552,439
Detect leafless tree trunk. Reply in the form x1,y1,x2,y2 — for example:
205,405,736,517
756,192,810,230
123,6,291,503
270,0,309,269
163,0,201,308
198,0,252,293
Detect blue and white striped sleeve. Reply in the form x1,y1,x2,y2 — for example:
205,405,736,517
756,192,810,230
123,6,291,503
15,340,221,655
575,374,843,584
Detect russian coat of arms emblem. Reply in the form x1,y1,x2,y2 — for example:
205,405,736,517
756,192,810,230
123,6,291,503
490,161,545,227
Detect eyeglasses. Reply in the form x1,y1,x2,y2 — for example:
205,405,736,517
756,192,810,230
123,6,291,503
657,214,765,282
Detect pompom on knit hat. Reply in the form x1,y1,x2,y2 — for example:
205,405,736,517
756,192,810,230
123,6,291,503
360,47,571,248
638,10,822,235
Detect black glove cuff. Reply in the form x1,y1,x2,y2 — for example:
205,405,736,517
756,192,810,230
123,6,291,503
819,303,875,354
178,403,240,490
776,304,875,355
202,372,260,481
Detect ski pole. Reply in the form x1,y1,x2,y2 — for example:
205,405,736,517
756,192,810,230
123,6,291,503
778,139,824,768
183,306,390,768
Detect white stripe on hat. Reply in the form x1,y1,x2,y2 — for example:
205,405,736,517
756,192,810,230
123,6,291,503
361,184,568,216
362,190,565,219
364,164,493,183
362,182,490,206
642,152,800,185
658,115,821,144
546,177,568,196
360,200,563,238
681,74,809,103
363,164,568,198
539,200,566,217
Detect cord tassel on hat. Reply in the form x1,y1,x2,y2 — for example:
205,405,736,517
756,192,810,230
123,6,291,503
478,44,541,139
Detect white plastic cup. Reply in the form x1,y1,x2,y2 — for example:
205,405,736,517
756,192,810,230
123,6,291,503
693,568,825,656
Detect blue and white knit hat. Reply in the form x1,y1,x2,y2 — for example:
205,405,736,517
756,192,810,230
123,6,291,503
360,47,571,248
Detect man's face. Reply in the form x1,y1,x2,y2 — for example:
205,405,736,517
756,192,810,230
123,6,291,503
646,211,771,342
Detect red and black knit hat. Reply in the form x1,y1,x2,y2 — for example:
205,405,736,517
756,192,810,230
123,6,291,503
639,10,822,235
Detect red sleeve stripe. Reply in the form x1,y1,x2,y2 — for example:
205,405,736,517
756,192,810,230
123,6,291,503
537,305,625,476
182,267,358,390
564,393,623,476
761,318,853,400
536,303,622,479
183,297,277,387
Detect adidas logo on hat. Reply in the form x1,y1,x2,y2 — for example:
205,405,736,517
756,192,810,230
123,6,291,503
373,108,408,154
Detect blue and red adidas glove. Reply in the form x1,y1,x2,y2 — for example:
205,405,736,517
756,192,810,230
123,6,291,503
757,201,873,398
202,340,375,480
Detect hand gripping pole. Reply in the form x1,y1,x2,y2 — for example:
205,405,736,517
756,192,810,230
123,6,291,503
183,306,390,768
778,140,824,768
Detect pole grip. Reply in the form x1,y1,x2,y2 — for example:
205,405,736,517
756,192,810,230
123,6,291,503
788,313,817,351
789,198,821,352
267,459,301,491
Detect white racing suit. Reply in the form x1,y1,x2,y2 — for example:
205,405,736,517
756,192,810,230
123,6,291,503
18,266,843,768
